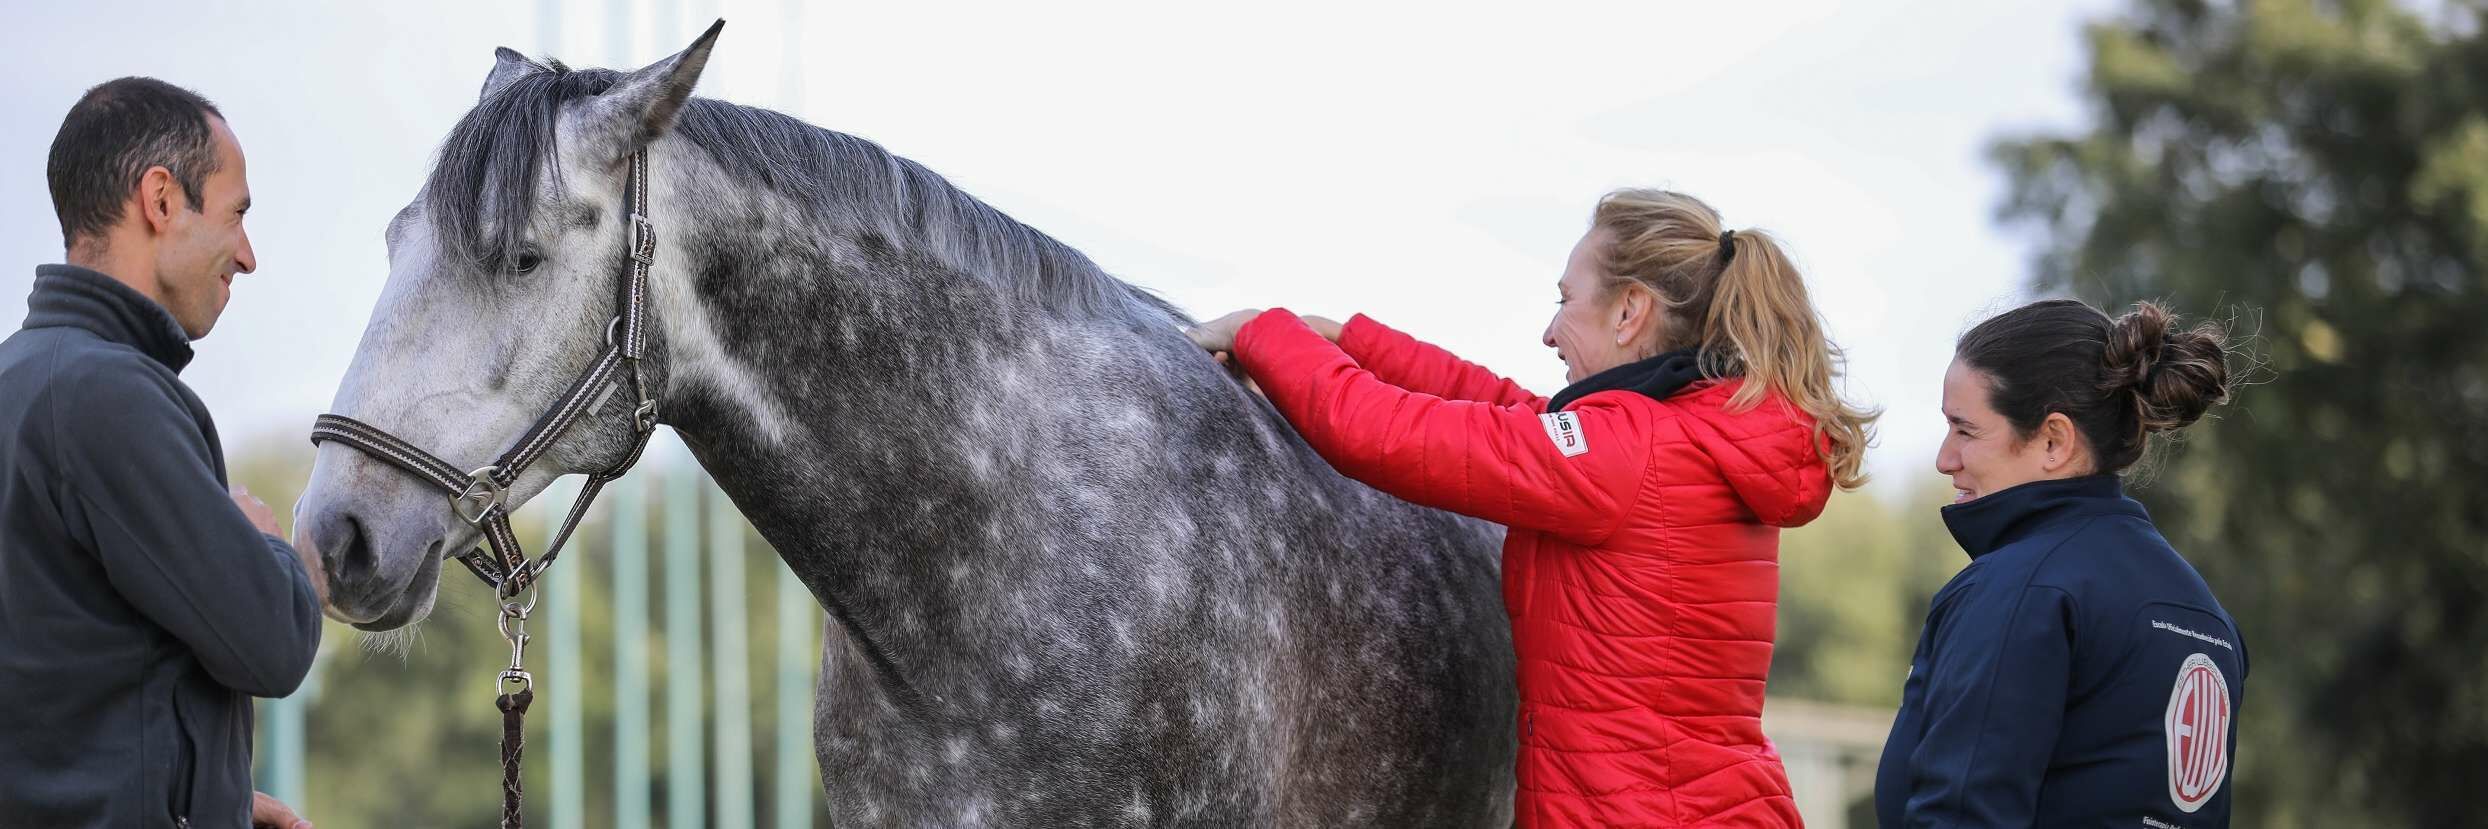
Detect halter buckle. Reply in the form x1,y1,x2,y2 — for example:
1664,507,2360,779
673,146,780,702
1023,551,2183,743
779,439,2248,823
455,466,508,525
628,213,657,265
633,399,660,432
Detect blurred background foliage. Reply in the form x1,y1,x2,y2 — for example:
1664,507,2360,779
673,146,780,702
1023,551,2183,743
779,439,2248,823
1991,0,2488,823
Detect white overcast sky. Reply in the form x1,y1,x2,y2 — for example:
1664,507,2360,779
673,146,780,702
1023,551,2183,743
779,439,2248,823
1,0,2113,493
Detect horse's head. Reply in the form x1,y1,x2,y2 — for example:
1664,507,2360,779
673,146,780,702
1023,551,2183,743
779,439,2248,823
297,24,720,629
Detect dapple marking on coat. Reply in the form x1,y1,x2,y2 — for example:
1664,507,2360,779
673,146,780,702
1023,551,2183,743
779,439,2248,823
296,23,1515,826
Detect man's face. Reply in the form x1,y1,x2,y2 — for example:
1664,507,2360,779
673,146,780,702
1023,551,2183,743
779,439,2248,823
154,116,255,339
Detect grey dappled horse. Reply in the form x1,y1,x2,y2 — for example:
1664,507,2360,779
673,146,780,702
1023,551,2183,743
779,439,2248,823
295,25,1515,825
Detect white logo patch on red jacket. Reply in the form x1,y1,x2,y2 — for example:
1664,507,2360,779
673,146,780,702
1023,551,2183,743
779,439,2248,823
2165,652,2233,813
1539,412,1588,457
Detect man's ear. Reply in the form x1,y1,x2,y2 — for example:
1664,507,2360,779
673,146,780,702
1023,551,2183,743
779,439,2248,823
137,165,180,235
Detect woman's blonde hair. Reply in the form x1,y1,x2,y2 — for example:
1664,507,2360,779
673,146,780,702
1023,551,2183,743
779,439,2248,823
1591,188,1877,489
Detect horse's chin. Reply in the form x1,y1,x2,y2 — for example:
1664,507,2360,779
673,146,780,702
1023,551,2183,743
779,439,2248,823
349,604,430,632
329,549,444,631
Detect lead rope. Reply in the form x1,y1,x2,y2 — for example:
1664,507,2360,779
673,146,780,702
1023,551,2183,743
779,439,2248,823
477,148,653,827
496,598,535,829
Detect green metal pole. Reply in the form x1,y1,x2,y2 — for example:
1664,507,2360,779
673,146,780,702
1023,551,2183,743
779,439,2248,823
667,454,706,829
772,6,815,826
613,470,651,829
257,488,312,807
607,4,650,826
255,662,311,813
548,478,584,829
609,0,635,59
537,0,560,55
522,8,567,829
709,486,753,829
773,567,813,829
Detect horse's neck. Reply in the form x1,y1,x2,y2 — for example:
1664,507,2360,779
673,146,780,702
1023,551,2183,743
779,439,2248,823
653,242,1230,699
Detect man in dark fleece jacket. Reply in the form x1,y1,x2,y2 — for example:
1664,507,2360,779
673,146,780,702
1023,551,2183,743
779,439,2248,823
0,77,323,828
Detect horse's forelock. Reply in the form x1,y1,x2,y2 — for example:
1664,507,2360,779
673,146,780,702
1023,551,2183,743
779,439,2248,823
423,64,621,271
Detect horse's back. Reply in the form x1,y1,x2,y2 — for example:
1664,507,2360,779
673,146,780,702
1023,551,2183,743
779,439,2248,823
811,331,1517,826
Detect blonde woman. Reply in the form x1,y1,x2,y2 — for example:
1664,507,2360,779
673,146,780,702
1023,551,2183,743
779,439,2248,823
1189,189,1876,827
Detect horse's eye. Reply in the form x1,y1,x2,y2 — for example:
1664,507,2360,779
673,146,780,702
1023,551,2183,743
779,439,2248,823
511,248,543,274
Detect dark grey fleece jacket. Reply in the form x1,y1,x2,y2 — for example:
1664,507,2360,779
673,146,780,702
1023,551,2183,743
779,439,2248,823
0,264,321,828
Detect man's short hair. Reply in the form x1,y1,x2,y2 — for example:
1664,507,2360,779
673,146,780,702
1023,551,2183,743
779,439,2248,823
46,77,225,250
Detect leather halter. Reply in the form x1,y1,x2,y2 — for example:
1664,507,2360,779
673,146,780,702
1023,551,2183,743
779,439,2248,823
310,148,661,601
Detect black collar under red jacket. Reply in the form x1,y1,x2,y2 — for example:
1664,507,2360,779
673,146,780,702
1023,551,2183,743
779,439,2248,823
1876,474,2248,827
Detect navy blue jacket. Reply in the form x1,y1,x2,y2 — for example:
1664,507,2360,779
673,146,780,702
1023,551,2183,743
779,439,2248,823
0,265,322,828
1876,475,2247,827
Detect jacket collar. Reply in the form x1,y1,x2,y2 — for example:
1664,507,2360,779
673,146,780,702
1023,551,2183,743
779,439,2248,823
1547,348,1708,413
22,264,194,373
1940,473,2147,559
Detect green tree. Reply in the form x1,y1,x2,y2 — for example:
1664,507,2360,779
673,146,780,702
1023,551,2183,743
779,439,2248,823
1992,1,2488,823
1772,483,1960,709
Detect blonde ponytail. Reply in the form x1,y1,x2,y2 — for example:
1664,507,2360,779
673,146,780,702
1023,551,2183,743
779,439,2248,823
1592,189,1878,489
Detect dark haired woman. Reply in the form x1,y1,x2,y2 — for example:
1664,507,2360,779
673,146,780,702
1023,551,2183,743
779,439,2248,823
1876,298,2246,827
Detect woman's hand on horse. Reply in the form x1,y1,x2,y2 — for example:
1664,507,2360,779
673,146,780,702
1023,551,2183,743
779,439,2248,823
1185,308,1264,353
1186,309,1341,354
1211,351,1268,398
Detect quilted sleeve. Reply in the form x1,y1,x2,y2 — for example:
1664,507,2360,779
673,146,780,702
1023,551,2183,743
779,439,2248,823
1234,308,1650,546
1336,314,1548,410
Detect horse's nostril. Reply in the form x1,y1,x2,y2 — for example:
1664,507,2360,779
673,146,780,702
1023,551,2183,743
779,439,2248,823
319,513,376,581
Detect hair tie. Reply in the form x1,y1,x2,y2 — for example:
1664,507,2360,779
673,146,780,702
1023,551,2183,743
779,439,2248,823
1717,229,1738,265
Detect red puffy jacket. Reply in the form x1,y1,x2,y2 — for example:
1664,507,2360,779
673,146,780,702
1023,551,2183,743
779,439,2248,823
1234,310,1833,827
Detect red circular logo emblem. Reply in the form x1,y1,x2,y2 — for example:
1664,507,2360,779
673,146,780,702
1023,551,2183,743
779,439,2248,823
2164,652,2232,812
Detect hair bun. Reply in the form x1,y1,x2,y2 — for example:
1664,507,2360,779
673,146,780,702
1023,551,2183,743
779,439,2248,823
2103,301,2232,434
2102,302,2169,392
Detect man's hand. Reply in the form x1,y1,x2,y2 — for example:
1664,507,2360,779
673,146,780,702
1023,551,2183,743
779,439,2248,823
285,504,331,607
231,485,281,537
236,485,328,605
250,790,311,829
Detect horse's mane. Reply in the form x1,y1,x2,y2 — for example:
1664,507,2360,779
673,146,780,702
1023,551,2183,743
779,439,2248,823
423,59,1186,324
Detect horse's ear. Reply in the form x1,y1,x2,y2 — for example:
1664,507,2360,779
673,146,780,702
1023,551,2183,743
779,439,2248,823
480,47,540,103
577,19,724,162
